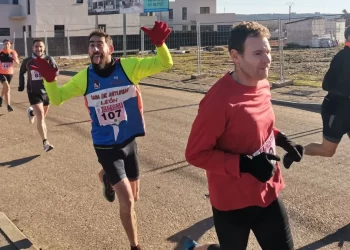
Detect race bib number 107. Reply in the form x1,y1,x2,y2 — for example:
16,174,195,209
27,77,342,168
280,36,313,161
96,103,127,126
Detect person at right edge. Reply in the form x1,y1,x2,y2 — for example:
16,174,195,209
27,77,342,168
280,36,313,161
182,22,303,250
284,26,350,167
30,21,172,250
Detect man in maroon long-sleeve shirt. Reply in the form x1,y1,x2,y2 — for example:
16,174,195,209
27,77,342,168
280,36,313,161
182,22,304,250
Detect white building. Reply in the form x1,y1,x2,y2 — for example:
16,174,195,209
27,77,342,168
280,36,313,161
0,0,156,40
286,16,346,47
325,18,346,44
155,0,236,32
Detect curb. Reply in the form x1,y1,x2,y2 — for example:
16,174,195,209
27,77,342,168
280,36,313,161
0,212,38,250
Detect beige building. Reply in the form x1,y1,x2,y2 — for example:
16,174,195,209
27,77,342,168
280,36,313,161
156,0,235,32
0,0,156,40
286,16,346,47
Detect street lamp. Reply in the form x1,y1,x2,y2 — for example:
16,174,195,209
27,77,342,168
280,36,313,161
286,2,294,22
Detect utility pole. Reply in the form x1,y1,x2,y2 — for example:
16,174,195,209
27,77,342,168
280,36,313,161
286,2,294,22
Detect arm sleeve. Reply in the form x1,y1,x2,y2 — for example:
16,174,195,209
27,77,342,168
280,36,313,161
185,96,241,177
12,51,19,64
48,57,59,75
19,58,27,90
120,43,173,84
44,68,87,106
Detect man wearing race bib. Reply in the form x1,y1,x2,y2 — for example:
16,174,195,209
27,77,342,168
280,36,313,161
0,39,19,112
183,22,304,250
31,21,173,250
18,39,57,152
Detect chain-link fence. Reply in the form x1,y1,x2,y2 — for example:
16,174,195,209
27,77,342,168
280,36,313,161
10,14,344,87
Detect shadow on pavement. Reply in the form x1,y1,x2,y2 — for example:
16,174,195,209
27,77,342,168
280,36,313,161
59,70,79,77
0,155,40,168
167,217,214,250
57,120,91,126
298,223,350,250
144,104,198,113
271,100,321,114
0,228,35,250
143,160,188,174
0,239,34,250
287,128,323,140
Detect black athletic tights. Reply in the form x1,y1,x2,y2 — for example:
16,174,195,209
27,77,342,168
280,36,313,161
212,198,294,250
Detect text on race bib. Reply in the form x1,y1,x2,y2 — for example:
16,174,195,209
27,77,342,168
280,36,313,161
96,102,127,126
1,63,12,69
30,70,42,80
253,131,276,157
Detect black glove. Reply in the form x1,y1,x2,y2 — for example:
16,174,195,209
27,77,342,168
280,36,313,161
239,152,280,183
18,86,24,92
275,132,304,169
283,145,304,169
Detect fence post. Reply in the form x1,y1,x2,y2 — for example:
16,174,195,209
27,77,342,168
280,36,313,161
196,22,201,75
278,19,284,82
12,32,15,50
140,28,144,58
67,29,71,58
24,31,28,58
44,30,49,55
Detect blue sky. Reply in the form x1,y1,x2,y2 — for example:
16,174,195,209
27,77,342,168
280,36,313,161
217,0,346,14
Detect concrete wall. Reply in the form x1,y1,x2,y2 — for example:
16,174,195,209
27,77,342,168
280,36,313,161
286,19,313,46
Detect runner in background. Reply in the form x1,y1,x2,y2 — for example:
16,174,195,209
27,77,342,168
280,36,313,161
0,39,19,112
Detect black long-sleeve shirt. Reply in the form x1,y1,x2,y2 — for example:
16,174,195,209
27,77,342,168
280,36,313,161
322,45,350,97
19,55,58,93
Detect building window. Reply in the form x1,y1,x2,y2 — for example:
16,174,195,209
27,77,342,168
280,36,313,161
182,25,188,31
13,0,19,4
54,25,65,37
169,9,173,20
28,25,32,38
200,7,210,14
98,24,106,32
182,7,187,20
201,25,214,32
76,0,83,3
0,28,10,36
191,25,196,31
27,0,30,14
23,25,26,37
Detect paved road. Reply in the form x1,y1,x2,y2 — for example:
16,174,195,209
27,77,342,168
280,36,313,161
0,70,349,250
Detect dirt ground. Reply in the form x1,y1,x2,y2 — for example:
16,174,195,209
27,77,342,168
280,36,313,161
51,45,342,88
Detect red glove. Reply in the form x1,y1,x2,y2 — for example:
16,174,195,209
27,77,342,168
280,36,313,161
141,21,171,46
31,57,58,82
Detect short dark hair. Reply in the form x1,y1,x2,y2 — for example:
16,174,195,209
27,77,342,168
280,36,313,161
88,30,113,45
228,21,271,54
345,26,350,40
3,39,10,43
33,39,45,46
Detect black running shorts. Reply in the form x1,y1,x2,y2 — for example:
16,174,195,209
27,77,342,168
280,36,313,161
28,92,50,106
0,74,13,84
321,94,350,143
94,139,140,186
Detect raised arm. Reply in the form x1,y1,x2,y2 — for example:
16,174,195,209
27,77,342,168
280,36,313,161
43,69,87,106
121,21,173,84
121,44,173,84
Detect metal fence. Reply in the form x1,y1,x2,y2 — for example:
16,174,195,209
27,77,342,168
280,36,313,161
10,14,344,86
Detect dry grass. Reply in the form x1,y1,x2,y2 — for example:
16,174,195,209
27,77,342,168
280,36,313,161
54,45,342,88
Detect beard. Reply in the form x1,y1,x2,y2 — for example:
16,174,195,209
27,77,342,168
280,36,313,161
90,53,108,70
